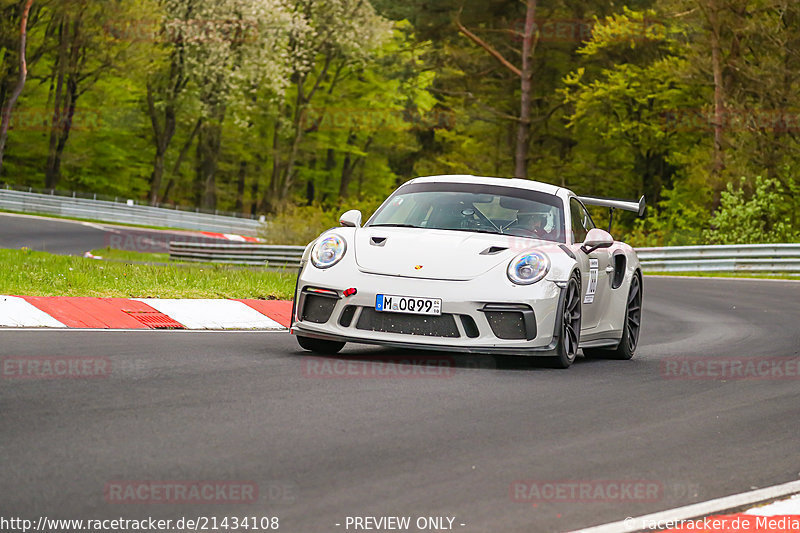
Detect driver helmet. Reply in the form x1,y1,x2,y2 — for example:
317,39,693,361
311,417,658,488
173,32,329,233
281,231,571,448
516,210,551,231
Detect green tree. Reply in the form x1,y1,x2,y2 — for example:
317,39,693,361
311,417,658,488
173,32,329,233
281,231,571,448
41,1,138,187
265,0,391,211
562,10,702,205
297,21,437,204
704,174,799,244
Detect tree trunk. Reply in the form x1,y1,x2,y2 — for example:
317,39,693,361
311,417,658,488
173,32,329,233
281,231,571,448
270,57,333,207
47,80,77,188
279,79,307,202
45,13,83,190
456,1,536,179
708,0,725,179
44,18,68,189
338,131,357,198
235,159,246,212
162,117,202,204
340,133,373,198
249,164,260,215
148,129,171,205
265,117,282,213
514,0,536,179
44,72,77,189
151,153,165,204
146,82,176,204
0,0,34,175
195,119,222,210
193,97,224,210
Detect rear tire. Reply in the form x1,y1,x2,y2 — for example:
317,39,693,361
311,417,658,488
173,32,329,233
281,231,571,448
549,272,581,369
296,335,345,355
583,272,641,361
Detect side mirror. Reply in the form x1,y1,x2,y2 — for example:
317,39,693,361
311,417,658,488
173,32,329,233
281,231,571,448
339,209,362,228
581,228,614,254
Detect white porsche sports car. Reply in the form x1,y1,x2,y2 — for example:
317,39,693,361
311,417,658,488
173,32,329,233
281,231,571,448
290,175,645,368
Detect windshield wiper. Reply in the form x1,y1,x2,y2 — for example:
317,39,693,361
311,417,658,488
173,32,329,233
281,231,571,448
444,227,504,235
472,206,503,233
369,224,504,236
368,223,422,228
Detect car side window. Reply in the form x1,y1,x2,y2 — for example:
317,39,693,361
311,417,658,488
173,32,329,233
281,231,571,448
569,197,594,244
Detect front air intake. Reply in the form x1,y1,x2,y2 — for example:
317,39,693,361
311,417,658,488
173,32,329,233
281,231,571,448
480,304,536,340
300,287,339,324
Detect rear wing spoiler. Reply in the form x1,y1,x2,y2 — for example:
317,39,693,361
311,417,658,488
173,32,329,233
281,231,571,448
577,195,646,217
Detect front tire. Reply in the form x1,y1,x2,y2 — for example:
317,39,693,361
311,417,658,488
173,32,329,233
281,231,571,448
549,272,582,369
584,272,642,360
296,335,345,355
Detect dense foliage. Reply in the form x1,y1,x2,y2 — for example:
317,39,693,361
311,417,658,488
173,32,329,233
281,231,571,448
1,0,798,244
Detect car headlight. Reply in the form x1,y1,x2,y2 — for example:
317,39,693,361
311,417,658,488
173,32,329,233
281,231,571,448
507,251,550,285
311,234,346,269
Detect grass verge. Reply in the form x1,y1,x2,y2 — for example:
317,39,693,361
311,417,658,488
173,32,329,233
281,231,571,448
0,248,296,299
88,247,171,263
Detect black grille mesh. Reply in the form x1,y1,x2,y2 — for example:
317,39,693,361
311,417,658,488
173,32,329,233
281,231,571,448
485,311,527,340
301,294,336,324
356,308,460,337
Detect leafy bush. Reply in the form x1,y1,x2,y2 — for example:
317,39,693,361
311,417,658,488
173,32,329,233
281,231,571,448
259,198,385,245
704,175,799,244
621,179,712,247
259,205,339,245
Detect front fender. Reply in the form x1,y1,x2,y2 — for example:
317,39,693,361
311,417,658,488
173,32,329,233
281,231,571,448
301,240,315,265
544,245,580,283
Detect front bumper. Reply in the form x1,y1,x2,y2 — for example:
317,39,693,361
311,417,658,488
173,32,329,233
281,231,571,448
291,263,565,357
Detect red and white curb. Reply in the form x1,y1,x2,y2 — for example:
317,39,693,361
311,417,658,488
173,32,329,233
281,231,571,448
0,295,291,330
573,479,800,533
200,231,262,243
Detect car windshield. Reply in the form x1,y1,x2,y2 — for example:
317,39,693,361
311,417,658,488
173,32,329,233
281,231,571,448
367,181,565,243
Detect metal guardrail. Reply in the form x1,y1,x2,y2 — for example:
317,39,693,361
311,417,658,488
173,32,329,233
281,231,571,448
169,242,800,272
0,188,263,236
169,242,305,267
637,244,800,272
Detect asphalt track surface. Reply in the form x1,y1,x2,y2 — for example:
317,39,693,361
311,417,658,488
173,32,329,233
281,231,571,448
0,212,224,255
1,277,799,532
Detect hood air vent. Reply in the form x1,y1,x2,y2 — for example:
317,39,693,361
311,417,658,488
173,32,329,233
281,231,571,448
480,246,508,255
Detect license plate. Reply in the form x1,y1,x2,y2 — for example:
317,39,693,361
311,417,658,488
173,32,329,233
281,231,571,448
376,294,441,316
